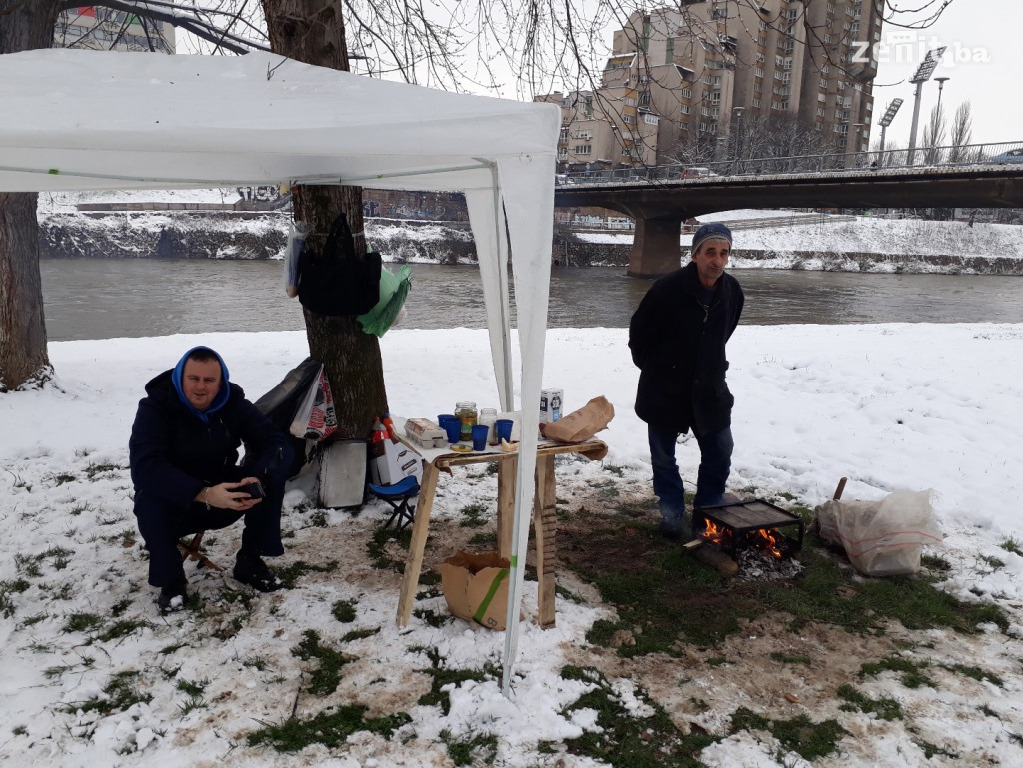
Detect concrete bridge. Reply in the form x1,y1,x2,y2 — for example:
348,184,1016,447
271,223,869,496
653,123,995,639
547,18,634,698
554,165,1023,277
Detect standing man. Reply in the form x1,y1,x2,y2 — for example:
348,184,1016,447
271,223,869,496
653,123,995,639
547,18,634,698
129,346,294,611
629,223,744,540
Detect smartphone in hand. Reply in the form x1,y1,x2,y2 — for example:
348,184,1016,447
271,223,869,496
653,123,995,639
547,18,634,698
237,480,265,499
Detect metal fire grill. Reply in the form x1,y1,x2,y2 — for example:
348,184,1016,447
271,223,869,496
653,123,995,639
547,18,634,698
692,499,804,557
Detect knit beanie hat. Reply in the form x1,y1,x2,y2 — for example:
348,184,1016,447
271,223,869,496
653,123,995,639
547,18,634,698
691,222,733,253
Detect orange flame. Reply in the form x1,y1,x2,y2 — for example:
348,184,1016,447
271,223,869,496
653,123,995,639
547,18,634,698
753,527,784,559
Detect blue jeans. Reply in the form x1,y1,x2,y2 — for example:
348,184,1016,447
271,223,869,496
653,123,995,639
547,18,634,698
648,424,733,519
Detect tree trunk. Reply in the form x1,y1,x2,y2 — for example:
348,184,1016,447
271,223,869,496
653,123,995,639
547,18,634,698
262,0,387,437
0,1,59,391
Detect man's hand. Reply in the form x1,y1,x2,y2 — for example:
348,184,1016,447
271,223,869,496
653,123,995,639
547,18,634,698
198,478,264,511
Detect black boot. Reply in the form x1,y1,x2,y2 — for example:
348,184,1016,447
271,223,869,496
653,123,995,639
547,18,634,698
233,552,284,592
158,577,188,612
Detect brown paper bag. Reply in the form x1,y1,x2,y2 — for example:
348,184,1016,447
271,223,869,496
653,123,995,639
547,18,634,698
541,396,614,443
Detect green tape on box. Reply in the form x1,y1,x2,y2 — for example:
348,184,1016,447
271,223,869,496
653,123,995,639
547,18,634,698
472,568,509,625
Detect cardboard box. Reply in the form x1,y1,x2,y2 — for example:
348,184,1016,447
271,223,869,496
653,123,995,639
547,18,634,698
371,437,424,486
440,551,510,630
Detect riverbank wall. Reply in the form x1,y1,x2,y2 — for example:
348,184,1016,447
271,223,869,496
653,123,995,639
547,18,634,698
39,211,1023,275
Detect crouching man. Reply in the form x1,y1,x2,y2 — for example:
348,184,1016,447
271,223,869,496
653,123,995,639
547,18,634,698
129,346,294,611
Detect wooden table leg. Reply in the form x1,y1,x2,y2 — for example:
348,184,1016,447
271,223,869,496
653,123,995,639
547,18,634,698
533,453,557,628
496,456,517,559
396,462,440,627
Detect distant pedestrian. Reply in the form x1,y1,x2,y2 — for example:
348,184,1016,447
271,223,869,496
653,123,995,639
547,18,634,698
129,346,294,611
628,223,745,541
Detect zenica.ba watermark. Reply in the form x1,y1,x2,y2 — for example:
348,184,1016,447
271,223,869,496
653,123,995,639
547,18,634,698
851,32,991,67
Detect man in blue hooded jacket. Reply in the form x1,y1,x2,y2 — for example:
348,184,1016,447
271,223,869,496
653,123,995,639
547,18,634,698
129,346,294,611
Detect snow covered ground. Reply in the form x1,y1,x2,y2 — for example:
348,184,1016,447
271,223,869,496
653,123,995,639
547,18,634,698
3,325,1023,766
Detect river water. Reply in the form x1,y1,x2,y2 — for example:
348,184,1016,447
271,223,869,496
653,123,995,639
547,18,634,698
40,259,1023,342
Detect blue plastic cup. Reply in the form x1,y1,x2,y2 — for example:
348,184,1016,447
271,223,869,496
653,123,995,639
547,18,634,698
442,418,462,444
495,418,513,443
471,424,489,451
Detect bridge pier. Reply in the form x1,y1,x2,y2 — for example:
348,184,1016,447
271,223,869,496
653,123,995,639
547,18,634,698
628,216,684,278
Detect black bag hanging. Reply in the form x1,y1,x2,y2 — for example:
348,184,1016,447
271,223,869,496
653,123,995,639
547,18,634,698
298,213,382,316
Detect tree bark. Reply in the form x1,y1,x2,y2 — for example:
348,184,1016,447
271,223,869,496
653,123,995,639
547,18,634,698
262,0,387,437
0,1,59,391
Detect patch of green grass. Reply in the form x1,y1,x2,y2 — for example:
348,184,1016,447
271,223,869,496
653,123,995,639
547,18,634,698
332,598,358,623
275,559,338,588
50,472,77,486
770,652,812,665
63,611,103,633
241,655,270,671
603,463,625,477
836,683,903,721
247,706,411,752
14,554,42,578
95,619,152,642
565,519,1009,657
63,669,152,716
588,478,620,499
309,509,329,528
70,502,94,516
19,612,48,627
921,553,952,572
707,656,730,667
160,643,188,655
175,677,210,697
441,729,498,766
730,707,846,761
0,578,32,618
1000,537,1023,557
560,665,720,766
111,598,131,618
979,703,999,718
412,608,450,628
341,627,380,642
292,630,352,696
367,527,409,571
555,584,586,604
914,739,959,759
941,663,1004,688
458,502,488,528
468,531,498,548
177,693,208,717
980,554,1006,570
85,462,122,479
859,656,935,689
11,725,27,736
417,647,499,716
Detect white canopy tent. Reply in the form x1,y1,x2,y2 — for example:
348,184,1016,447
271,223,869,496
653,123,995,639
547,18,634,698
0,49,559,693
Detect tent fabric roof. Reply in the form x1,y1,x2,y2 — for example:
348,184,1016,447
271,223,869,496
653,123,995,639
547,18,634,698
0,49,559,693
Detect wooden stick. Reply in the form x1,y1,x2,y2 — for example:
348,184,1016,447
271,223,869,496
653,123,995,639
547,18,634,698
833,477,848,500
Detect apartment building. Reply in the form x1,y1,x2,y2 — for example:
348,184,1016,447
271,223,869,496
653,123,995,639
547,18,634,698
54,6,176,53
542,0,880,171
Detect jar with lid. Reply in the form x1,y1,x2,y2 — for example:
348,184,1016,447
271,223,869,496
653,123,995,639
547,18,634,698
454,401,477,442
479,407,498,445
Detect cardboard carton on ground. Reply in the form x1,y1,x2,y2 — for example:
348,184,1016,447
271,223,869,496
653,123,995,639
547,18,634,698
440,551,510,630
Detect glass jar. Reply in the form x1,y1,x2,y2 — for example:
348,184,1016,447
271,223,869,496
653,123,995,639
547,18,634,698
479,407,498,445
454,401,477,442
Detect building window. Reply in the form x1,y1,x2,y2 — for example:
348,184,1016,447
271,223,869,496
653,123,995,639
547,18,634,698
574,144,592,154
680,104,691,114
680,87,693,98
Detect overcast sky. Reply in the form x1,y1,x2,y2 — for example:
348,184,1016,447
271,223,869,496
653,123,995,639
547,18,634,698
873,0,1020,148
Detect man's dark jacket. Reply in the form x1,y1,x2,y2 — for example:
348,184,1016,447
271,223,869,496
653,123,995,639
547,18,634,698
629,261,744,436
129,363,290,510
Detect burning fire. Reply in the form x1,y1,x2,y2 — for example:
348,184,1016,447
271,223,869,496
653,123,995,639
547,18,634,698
701,520,786,559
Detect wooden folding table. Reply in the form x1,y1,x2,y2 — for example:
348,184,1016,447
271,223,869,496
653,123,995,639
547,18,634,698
394,435,607,629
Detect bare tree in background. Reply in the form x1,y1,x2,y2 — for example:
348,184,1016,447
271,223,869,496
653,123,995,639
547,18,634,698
0,0,964,392
921,104,948,165
948,102,976,163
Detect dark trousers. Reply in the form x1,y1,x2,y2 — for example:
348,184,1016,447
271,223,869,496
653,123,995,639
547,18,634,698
647,424,733,518
134,470,287,587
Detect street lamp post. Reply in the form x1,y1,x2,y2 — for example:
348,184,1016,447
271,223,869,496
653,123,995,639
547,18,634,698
907,47,946,165
877,98,904,166
731,106,744,175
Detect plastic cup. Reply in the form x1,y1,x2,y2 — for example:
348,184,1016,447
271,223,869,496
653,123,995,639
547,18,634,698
442,418,462,444
495,418,513,443
471,424,489,451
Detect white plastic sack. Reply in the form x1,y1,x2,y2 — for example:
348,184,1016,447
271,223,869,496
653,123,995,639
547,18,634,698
815,489,942,576
288,366,338,442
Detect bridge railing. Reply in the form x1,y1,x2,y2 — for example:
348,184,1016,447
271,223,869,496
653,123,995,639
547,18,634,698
556,140,1023,186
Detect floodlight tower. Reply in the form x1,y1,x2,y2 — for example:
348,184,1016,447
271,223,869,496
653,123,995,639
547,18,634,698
906,47,946,165
877,98,904,166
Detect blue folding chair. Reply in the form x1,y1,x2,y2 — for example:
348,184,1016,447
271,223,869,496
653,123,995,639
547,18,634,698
367,475,420,537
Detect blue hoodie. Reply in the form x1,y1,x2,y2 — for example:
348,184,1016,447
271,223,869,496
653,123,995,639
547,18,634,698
171,346,231,424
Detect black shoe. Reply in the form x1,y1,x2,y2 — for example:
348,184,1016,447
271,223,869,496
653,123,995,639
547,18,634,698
233,552,285,592
659,517,692,542
158,579,188,612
